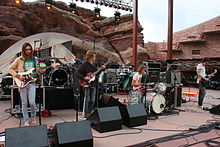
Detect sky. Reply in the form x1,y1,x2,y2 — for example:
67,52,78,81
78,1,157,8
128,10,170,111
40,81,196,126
23,0,220,43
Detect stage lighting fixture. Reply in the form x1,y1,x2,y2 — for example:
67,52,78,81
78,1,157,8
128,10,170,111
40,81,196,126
94,7,101,18
125,7,129,11
129,8,132,12
95,0,99,5
108,3,113,7
100,1,104,5
69,2,76,14
114,11,121,21
80,0,84,2
45,0,52,10
15,0,21,4
86,0,90,2
121,6,125,10
91,0,94,3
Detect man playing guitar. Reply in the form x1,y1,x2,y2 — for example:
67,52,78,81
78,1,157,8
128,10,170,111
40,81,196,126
8,42,45,126
75,50,105,118
196,58,215,109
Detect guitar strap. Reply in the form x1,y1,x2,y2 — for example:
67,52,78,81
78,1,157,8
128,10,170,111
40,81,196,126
33,56,37,69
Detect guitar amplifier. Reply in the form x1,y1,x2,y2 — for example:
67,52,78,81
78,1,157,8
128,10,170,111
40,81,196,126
11,86,45,115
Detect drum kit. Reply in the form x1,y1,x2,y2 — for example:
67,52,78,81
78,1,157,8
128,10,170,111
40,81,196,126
143,82,167,115
43,58,76,87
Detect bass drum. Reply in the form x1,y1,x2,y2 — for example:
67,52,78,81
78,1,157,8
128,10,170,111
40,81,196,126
143,92,166,114
50,68,68,86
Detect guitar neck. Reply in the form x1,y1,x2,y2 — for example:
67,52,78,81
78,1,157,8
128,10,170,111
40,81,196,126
92,59,111,76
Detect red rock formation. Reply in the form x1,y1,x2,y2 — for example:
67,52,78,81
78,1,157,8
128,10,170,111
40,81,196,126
0,0,145,64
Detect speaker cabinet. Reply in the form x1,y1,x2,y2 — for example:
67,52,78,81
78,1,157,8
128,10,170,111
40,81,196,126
52,120,93,147
119,104,147,127
87,106,122,133
6,125,48,147
98,95,147,127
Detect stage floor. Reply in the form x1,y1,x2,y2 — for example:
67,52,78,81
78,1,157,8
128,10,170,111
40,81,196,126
0,87,220,147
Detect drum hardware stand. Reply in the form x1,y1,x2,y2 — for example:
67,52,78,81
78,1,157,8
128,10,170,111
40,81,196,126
35,58,43,125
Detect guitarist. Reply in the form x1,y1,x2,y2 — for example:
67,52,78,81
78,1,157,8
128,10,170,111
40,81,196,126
8,42,44,126
75,50,105,118
196,58,211,109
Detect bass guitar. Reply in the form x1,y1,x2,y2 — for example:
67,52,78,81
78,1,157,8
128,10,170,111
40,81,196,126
80,58,112,88
200,69,217,87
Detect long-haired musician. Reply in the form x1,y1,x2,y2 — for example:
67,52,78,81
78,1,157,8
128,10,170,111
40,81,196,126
8,42,38,126
75,50,98,118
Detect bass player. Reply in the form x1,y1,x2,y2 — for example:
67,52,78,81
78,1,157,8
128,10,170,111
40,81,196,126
75,50,106,118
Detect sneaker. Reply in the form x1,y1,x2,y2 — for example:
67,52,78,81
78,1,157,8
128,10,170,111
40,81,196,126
24,121,30,127
31,118,37,124
197,106,203,109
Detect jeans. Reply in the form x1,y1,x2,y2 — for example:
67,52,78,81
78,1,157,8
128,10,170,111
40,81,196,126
198,82,206,106
83,86,96,115
18,83,36,122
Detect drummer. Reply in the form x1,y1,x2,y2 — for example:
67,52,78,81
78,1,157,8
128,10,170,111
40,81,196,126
130,64,147,104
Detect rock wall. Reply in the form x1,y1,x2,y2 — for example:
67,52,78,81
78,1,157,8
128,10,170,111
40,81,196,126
0,0,145,64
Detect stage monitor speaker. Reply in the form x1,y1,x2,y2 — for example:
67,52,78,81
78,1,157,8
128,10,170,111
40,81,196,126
209,105,220,115
119,104,147,127
5,125,48,147
87,106,122,133
52,120,93,147
98,95,147,127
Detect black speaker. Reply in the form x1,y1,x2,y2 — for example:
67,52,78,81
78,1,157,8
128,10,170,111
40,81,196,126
209,105,220,115
45,87,74,110
52,120,93,147
5,125,48,147
119,104,147,127
87,106,122,133
98,95,147,127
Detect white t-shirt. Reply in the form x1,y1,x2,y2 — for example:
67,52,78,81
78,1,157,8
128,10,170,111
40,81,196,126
132,72,142,90
197,63,206,83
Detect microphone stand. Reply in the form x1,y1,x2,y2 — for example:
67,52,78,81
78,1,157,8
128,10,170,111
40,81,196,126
35,50,42,125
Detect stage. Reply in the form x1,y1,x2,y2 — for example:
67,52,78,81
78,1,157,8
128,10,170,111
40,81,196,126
0,87,220,147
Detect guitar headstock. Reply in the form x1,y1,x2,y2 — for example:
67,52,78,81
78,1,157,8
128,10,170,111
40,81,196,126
214,69,217,74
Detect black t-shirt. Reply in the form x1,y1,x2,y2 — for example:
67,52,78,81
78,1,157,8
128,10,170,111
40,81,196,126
75,61,97,85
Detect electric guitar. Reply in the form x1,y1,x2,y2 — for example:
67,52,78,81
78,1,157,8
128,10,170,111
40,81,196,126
14,68,37,88
14,67,47,88
80,58,112,88
200,69,217,87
